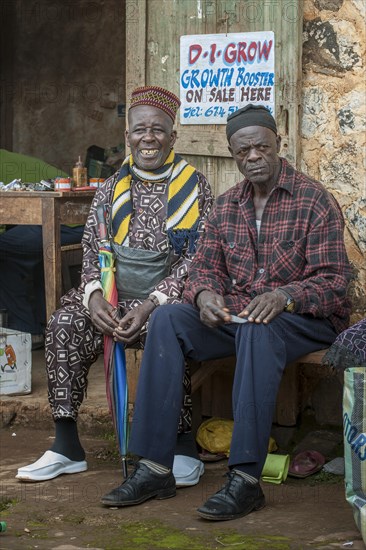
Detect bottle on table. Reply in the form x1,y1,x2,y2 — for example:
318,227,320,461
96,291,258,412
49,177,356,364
72,156,88,188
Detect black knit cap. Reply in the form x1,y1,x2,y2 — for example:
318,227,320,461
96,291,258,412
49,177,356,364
226,104,277,142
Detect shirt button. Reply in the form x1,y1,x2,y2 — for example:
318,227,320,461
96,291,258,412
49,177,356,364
251,291,257,298
258,268,265,274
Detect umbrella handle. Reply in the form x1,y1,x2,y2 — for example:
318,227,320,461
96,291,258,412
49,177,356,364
122,457,128,479
96,205,108,241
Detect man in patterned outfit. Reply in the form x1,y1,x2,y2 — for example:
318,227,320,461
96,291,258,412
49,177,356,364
16,86,213,483
100,104,352,520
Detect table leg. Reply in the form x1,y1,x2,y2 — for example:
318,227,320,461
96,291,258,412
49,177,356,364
42,198,62,322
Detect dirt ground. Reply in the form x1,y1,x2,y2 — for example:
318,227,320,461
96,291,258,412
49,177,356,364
0,350,365,549
0,426,364,550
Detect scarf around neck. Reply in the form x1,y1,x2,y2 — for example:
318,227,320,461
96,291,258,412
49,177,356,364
111,150,200,254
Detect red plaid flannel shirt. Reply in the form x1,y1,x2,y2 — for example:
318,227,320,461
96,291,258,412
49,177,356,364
183,159,352,334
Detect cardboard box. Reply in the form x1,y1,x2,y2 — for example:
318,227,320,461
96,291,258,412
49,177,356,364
0,328,31,395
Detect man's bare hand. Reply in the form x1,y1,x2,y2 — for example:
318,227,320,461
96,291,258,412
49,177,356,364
240,290,286,324
113,299,155,345
196,290,231,327
89,290,119,336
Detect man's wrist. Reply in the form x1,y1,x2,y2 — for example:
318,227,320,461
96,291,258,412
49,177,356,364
147,294,160,308
276,288,296,313
83,280,104,309
196,289,210,309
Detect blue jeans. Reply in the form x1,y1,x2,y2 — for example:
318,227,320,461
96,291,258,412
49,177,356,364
128,303,337,477
0,224,84,334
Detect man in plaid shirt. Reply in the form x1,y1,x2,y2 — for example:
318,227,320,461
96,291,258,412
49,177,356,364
101,105,352,521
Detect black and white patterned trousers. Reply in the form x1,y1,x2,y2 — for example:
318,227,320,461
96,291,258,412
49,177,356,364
45,289,192,433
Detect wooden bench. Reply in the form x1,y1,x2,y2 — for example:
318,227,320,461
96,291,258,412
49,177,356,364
190,349,330,427
126,347,337,428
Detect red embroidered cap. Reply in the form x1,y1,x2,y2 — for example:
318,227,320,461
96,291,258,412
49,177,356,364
130,86,181,121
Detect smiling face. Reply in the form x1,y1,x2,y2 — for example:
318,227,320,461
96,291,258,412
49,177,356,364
228,125,282,190
126,105,177,170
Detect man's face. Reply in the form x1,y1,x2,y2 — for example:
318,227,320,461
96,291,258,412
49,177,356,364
228,125,281,186
126,105,177,170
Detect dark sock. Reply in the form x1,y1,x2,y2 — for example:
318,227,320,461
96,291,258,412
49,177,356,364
175,432,200,460
50,419,85,461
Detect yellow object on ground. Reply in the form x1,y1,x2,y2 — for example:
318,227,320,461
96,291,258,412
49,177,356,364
196,418,233,456
196,417,278,457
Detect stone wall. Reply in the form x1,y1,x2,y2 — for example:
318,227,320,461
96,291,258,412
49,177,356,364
302,0,366,320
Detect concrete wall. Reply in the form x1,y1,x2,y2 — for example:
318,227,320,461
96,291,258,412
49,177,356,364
10,0,125,175
302,0,366,320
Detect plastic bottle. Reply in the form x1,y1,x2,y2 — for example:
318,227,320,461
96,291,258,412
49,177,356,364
0,521,7,533
72,156,88,188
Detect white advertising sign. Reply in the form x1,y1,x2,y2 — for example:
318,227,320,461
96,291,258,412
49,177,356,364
180,32,275,125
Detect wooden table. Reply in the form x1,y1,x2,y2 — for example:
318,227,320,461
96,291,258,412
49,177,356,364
0,190,95,320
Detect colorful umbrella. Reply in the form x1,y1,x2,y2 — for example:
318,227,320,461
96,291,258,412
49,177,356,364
97,205,129,478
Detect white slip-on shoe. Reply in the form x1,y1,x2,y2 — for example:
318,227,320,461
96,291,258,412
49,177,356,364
16,450,87,482
173,455,204,487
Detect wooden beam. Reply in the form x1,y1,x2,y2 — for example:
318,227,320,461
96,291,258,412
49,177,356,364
125,0,147,113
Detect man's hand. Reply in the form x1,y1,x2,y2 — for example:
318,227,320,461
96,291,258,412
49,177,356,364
196,290,231,327
89,290,119,336
113,299,156,346
240,290,286,324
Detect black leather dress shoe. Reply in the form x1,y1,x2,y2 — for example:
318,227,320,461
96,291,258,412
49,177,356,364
101,462,176,507
197,471,265,521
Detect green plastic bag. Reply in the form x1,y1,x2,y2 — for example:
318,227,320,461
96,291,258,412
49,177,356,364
344,367,366,544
